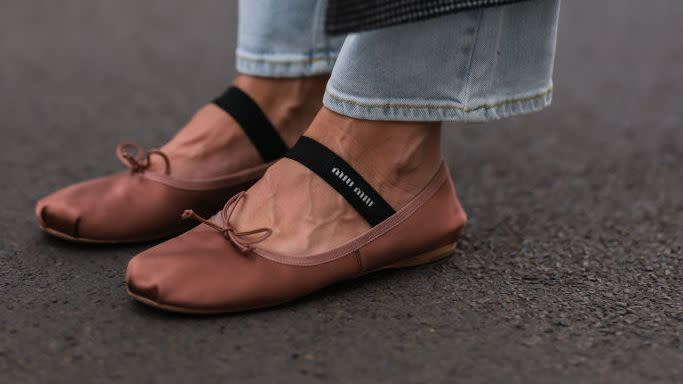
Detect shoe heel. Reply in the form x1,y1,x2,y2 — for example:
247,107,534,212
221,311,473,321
383,243,456,269
382,227,464,270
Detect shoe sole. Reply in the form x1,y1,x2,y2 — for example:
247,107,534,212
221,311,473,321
39,225,180,244
41,226,129,244
127,238,461,315
381,243,456,270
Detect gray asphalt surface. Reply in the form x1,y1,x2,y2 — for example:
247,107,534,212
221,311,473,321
1,1,682,383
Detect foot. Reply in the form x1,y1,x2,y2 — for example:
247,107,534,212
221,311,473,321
35,74,328,243
125,107,467,313
147,74,328,178
229,107,445,256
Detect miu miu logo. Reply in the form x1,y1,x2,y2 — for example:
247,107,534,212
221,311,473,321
331,167,375,207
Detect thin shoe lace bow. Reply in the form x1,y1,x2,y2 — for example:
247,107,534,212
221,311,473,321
181,191,272,253
116,143,170,174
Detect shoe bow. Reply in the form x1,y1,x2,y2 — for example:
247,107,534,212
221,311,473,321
181,191,272,253
116,143,170,174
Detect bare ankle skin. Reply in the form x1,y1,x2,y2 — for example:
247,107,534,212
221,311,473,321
233,74,328,146
305,108,443,208
231,107,444,256
150,74,328,178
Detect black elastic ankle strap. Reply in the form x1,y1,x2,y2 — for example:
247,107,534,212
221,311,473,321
213,86,288,162
286,136,395,226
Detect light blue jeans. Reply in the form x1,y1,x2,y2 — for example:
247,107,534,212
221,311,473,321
237,0,560,122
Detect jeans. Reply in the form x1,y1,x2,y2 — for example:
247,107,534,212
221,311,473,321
237,0,560,122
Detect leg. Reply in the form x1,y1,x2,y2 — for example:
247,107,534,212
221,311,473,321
126,1,561,312
233,0,561,254
236,0,344,78
324,0,559,121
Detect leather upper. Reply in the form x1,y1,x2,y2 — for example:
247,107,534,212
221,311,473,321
126,162,467,312
36,163,269,243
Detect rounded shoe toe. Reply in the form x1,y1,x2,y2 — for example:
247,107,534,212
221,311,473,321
125,227,262,313
35,196,82,239
125,241,204,308
35,173,187,243
125,251,164,303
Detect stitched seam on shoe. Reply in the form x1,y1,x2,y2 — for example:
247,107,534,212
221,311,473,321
73,217,81,239
354,250,364,273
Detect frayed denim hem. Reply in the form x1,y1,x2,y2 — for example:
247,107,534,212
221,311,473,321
236,49,338,78
323,84,553,122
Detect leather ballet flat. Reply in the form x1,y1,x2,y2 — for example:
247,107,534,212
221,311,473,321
36,86,288,243
126,136,467,313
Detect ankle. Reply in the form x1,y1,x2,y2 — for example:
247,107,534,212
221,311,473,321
233,75,328,146
305,108,443,207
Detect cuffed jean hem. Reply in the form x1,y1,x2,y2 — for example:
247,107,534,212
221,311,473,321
323,83,553,122
236,49,338,78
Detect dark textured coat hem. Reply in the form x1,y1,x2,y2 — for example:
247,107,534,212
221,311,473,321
325,0,530,35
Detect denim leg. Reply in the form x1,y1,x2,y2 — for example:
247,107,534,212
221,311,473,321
237,0,345,77
324,0,561,122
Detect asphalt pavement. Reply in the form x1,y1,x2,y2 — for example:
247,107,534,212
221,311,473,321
1,1,682,383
